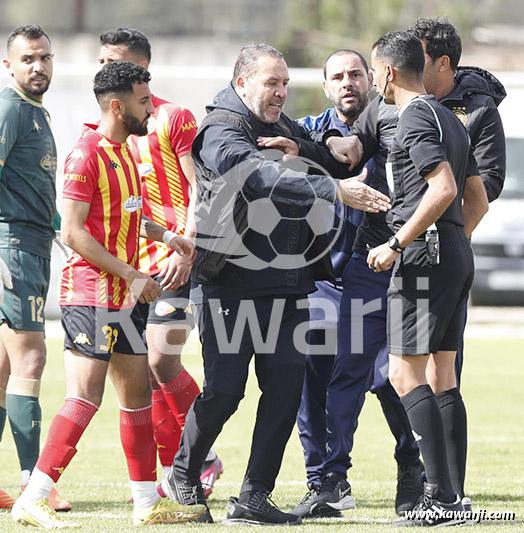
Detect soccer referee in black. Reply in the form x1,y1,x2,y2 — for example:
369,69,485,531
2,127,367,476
367,31,488,527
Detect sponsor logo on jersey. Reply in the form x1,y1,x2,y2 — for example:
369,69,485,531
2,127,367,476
65,173,87,182
123,195,142,213
73,332,92,345
0,136,6,144
181,120,198,133
109,160,119,170
33,119,42,131
41,153,57,172
138,162,154,177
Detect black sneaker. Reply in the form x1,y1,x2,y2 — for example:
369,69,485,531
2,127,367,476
309,472,355,516
290,486,344,519
223,491,302,525
395,459,424,515
393,483,465,527
462,497,477,525
161,469,213,523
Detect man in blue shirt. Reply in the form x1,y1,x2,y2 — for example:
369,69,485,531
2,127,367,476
292,49,375,518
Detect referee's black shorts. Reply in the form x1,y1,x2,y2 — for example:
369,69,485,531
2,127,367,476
387,225,474,356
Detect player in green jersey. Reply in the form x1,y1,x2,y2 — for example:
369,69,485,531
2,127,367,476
0,25,70,512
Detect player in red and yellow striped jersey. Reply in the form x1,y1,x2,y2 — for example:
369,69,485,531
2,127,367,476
99,29,223,502
13,62,202,529
59,122,144,310
128,96,196,276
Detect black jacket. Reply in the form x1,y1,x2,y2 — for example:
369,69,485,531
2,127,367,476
440,66,506,202
191,83,343,298
349,66,506,253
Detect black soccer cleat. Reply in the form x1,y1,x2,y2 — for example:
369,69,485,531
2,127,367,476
395,459,425,515
223,491,302,525
393,482,465,527
291,486,344,519
161,469,213,523
309,472,355,517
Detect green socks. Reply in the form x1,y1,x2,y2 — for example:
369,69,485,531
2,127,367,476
6,376,42,473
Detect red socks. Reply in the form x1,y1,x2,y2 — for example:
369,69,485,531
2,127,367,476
151,388,181,467
120,405,157,482
159,368,200,430
36,397,98,483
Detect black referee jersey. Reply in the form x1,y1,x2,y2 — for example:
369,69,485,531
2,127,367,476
385,94,479,231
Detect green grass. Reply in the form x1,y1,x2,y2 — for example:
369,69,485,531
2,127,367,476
0,335,523,531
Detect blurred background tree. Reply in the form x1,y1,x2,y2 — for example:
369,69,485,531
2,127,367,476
0,0,521,123
0,0,521,53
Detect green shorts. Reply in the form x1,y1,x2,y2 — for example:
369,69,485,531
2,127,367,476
0,248,50,331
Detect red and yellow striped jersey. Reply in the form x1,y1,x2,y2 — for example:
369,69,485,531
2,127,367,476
127,94,197,276
59,124,142,310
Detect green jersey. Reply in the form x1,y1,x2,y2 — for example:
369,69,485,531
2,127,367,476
0,85,57,259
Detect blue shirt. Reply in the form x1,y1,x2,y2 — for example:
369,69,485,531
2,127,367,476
299,108,373,278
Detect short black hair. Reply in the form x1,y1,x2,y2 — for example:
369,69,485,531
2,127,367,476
99,28,151,63
93,61,151,106
408,17,462,71
372,31,425,77
7,25,51,52
323,49,369,79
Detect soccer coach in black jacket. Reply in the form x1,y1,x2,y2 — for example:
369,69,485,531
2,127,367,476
160,43,391,526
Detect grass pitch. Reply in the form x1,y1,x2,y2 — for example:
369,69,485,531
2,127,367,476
0,334,522,531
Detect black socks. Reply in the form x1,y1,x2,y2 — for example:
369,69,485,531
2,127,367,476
400,384,455,503
436,387,467,499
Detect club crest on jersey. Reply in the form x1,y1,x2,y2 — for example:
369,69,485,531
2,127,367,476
123,195,143,212
452,107,467,127
40,154,57,172
138,162,153,177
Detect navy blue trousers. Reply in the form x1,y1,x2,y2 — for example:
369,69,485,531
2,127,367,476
297,254,468,483
323,254,417,475
296,280,340,487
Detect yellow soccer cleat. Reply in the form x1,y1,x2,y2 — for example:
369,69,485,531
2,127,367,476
12,498,79,529
133,497,206,526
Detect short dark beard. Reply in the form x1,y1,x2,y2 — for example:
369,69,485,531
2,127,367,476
123,111,148,136
20,79,50,96
336,91,369,122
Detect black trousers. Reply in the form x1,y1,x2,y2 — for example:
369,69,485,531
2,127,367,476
174,294,308,493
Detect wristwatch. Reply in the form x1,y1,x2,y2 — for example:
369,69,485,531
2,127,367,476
388,236,405,253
